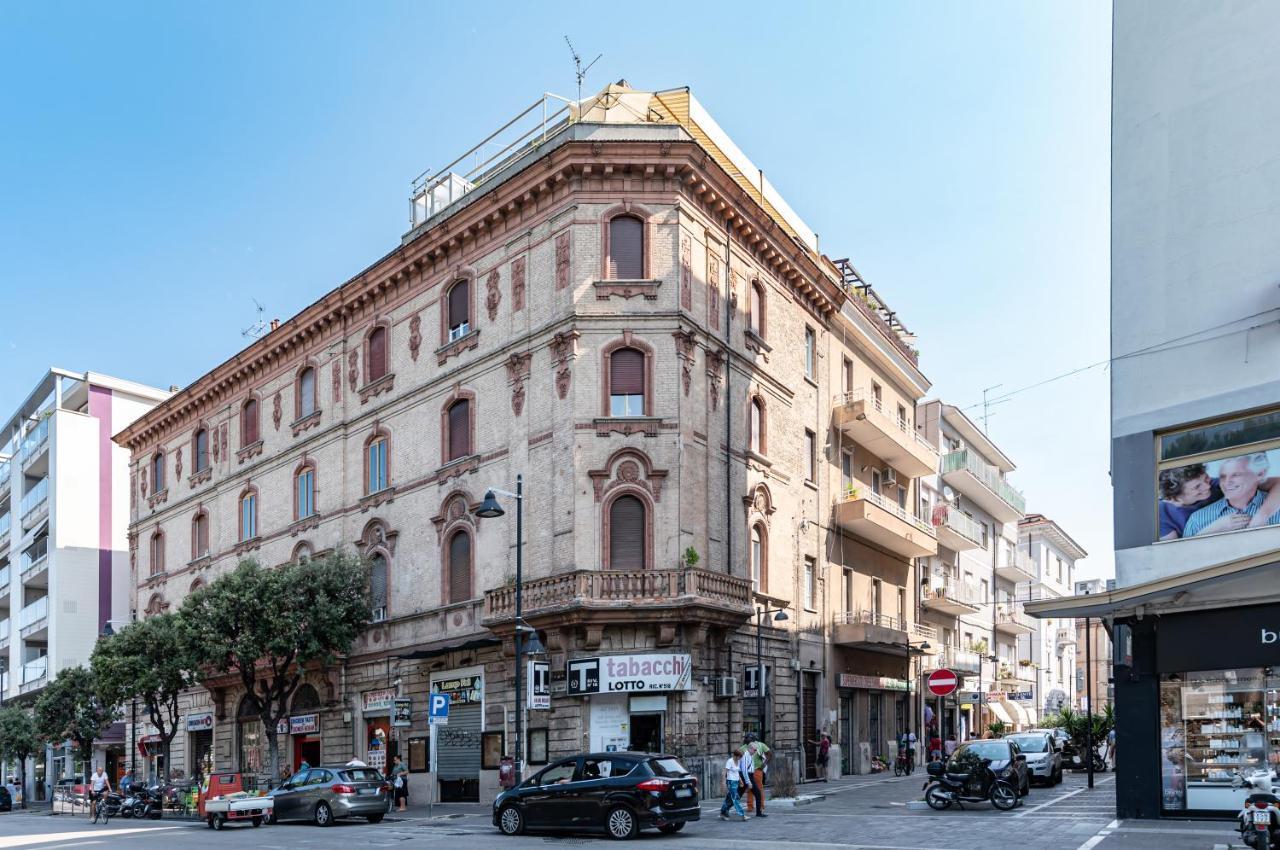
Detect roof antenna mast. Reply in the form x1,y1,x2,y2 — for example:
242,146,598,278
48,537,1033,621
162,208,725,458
242,298,270,340
565,36,602,105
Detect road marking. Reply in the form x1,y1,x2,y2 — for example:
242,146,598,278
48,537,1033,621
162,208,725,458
1074,817,1121,850
0,827,181,848
1014,776,1114,818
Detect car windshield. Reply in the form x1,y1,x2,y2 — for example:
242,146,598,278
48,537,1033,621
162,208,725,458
1009,735,1049,753
648,757,689,777
948,741,1011,770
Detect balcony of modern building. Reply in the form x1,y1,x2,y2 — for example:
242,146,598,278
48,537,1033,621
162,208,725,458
930,645,983,675
19,653,47,694
831,389,937,478
995,549,1036,584
0,511,9,555
930,504,985,552
921,572,983,616
18,594,48,642
18,418,49,472
0,615,9,652
19,535,47,589
483,566,754,647
833,488,937,559
994,603,1036,636
831,611,936,655
19,476,48,530
940,449,1025,523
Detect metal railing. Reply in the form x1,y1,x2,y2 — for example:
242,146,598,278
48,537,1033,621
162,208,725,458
21,656,47,684
833,610,905,631
19,419,49,463
996,550,1036,577
0,565,9,590
832,390,937,454
18,596,48,631
0,460,9,487
934,646,982,671
0,512,9,539
20,477,48,518
843,487,937,539
924,573,985,607
941,450,1026,514
996,604,1035,630
930,505,985,545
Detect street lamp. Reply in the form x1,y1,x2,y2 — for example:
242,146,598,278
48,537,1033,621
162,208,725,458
905,640,930,760
754,605,788,742
474,475,529,781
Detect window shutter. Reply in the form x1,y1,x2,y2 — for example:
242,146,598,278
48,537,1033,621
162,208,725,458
370,555,388,611
448,282,469,329
608,216,643,279
368,327,387,381
243,400,259,445
610,349,645,396
750,285,763,334
449,533,471,602
195,515,208,557
447,400,470,461
609,495,645,570
194,430,208,471
300,369,316,416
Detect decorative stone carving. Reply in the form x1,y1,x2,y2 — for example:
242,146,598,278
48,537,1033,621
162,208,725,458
220,423,228,460
588,448,669,503
743,483,777,528
272,392,282,431
555,232,570,291
357,517,399,556
430,492,477,541
549,330,579,401
174,447,183,480
485,269,501,321
408,313,422,361
140,467,148,498
680,234,692,310
708,255,721,330
593,279,661,301
555,368,571,400
348,350,359,391
130,471,137,509
511,256,526,312
673,329,697,397
506,352,532,416
706,349,724,411
332,360,342,402
211,426,220,463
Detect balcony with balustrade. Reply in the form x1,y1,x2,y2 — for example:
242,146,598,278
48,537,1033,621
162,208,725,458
921,574,983,616
831,390,938,478
483,567,754,648
19,596,48,641
995,603,1035,635
995,550,1036,583
20,477,48,529
20,539,48,588
19,418,49,470
831,611,936,655
20,655,47,693
931,645,982,675
929,504,984,552
833,489,937,558
941,450,1026,523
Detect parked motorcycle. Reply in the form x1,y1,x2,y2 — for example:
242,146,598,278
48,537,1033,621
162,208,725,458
1235,769,1279,795
121,783,163,820
1238,793,1280,850
923,758,1020,811
1063,739,1107,773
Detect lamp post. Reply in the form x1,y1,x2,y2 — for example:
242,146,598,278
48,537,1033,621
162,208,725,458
904,640,930,763
754,605,788,743
475,475,543,783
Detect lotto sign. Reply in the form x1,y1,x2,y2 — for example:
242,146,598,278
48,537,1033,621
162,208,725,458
428,692,451,726
927,668,959,697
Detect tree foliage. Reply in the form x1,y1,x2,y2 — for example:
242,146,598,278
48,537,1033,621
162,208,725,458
34,666,114,767
1046,704,1115,755
180,553,368,778
0,705,39,804
92,613,197,776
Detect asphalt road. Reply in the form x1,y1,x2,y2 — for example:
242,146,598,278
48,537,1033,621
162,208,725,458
0,771,1232,849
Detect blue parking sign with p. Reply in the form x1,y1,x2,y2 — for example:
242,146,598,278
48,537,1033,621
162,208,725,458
429,692,450,725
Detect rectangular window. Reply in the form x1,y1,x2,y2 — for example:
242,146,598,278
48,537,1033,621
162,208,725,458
896,485,907,510
240,495,256,541
297,469,315,519
897,404,907,430
897,587,906,626
841,451,854,496
299,369,316,417
980,578,989,603
804,327,816,378
842,568,853,615
872,382,882,410
842,357,853,394
1057,556,1064,582
804,557,815,610
609,350,646,417
980,521,989,548
805,429,817,482
368,440,388,493
872,469,882,495
872,578,882,618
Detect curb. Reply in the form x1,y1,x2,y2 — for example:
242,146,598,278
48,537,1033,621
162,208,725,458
905,800,931,811
767,794,826,808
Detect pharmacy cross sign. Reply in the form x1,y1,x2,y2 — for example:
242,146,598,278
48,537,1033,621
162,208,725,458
928,668,959,697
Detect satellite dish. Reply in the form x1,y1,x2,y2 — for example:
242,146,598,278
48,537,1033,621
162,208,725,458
942,486,956,502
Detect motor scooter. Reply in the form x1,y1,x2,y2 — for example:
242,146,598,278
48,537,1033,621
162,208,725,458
1238,793,1280,850
922,759,1020,811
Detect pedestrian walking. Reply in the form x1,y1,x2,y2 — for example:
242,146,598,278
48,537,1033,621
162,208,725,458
743,733,772,817
806,733,831,782
390,754,409,812
738,744,755,812
944,734,958,757
720,749,747,820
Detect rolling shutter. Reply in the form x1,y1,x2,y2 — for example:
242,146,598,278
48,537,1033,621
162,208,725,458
368,327,387,381
448,400,470,461
610,349,644,396
299,368,316,416
609,495,645,570
608,216,643,279
243,400,259,445
449,532,471,602
369,555,388,613
435,703,481,781
448,282,469,329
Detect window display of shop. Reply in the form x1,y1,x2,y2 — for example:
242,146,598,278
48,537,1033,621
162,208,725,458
185,712,215,782
236,697,264,775
288,685,323,771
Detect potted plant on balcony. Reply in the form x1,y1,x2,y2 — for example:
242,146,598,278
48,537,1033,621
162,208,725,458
683,547,699,568
843,483,860,500
967,639,989,655
1018,659,1034,668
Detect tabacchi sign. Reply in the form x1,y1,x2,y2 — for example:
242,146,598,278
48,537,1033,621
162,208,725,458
567,654,692,695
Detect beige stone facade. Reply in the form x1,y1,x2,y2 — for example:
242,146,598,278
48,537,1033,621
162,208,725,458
115,85,937,798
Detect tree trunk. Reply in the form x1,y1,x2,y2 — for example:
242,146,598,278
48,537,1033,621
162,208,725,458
265,726,280,786
17,756,25,809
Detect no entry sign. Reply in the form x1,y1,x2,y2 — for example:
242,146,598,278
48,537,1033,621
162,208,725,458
927,668,959,697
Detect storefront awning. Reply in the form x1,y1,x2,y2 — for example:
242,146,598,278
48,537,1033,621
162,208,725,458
989,701,1013,725
1024,551,1280,620
1005,700,1032,727
394,636,501,661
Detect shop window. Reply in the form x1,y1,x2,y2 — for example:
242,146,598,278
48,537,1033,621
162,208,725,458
607,215,644,279
236,697,263,774
447,530,471,603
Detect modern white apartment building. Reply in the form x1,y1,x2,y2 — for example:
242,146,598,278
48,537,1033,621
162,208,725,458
1018,513,1087,722
0,369,169,800
916,401,1028,739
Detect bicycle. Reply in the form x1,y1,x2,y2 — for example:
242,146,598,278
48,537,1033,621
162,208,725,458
893,747,915,777
91,790,109,825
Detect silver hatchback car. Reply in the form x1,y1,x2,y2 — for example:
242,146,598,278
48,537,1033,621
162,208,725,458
269,765,391,825
1006,732,1063,786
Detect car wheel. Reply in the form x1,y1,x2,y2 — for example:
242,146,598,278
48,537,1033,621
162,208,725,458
990,782,1018,811
367,813,384,824
252,816,263,827
925,784,952,810
314,801,334,827
206,816,216,829
498,805,525,836
213,814,226,830
606,805,638,840
1054,766,1063,785
658,822,685,834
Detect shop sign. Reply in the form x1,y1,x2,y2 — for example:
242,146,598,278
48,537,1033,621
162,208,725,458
1008,691,1035,701
392,698,412,727
367,749,386,771
290,714,319,735
528,661,550,710
838,673,909,691
185,712,214,732
567,654,692,695
363,689,396,713
431,674,483,705
955,691,983,705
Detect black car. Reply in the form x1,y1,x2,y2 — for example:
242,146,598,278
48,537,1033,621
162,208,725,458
493,752,700,839
0,786,11,812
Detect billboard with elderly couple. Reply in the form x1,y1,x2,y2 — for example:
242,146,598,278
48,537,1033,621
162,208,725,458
1156,409,1280,542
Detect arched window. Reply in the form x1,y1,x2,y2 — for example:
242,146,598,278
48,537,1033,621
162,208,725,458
193,429,209,474
445,398,471,462
749,281,765,338
239,489,258,541
369,553,388,621
446,280,471,341
292,541,313,564
607,494,646,570
607,215,644,279
749,397,766,455
241,398,260,446
297,367,317,418
750,523,767,592
366,434,389,494
149,530,165,576
152,452,166,493
367,325,388,382
446,530,471,603
295,464,316,519
292,684,321,715
191,511,210,560
608,348,645,417
236,696,262,774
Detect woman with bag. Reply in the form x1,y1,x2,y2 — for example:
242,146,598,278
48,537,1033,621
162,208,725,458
390,754,409,812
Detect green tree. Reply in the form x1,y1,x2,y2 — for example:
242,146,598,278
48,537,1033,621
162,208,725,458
34,666,114,769
0,706,39,807
91,613,196,781
181,553,368,779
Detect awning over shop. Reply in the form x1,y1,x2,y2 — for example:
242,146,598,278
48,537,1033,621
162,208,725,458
136,734,162,756
1005,700,1032,727
989,701,1013,725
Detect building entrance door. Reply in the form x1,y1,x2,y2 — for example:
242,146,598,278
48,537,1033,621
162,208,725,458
838,694,854,775
628,714,663,753
802,673,818,780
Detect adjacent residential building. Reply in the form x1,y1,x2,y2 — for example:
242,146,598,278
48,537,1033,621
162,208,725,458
1018,514,1087,721
0,370,169,801
113,81,937,799
1073,578,1113,713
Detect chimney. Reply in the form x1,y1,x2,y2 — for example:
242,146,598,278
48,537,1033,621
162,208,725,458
270,319,280,331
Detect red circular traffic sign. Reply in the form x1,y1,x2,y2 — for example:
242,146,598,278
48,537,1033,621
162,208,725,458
927,668,959,697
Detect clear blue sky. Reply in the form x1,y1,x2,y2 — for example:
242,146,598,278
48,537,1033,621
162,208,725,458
0,1,1113,577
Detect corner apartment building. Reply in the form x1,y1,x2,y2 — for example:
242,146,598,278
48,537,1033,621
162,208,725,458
915,401,1028,740
1073,578,1113,712
1027,1,1280,819
0,370,169,800
114,82,935,800
1018,514,1086,721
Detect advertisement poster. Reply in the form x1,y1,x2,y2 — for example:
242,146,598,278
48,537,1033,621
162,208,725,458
567,654,692,695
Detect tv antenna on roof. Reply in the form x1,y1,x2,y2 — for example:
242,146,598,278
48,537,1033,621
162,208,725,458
242,298,270,340
564,36,602,106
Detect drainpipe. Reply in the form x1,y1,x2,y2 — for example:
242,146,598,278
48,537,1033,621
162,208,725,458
723,218,733,578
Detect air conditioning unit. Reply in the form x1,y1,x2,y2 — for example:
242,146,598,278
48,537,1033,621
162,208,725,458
714,676,740,699
884,468,899,486
371,606,387,623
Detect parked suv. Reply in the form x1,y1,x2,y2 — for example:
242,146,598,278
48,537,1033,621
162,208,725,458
1006,731,1063,785
493,752,700,839
268,765,390,826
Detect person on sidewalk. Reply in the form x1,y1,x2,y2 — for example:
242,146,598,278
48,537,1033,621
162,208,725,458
744,733,772,817
737,747,755,813
806,733,831,782
390,754,409,812
720,749,747,821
